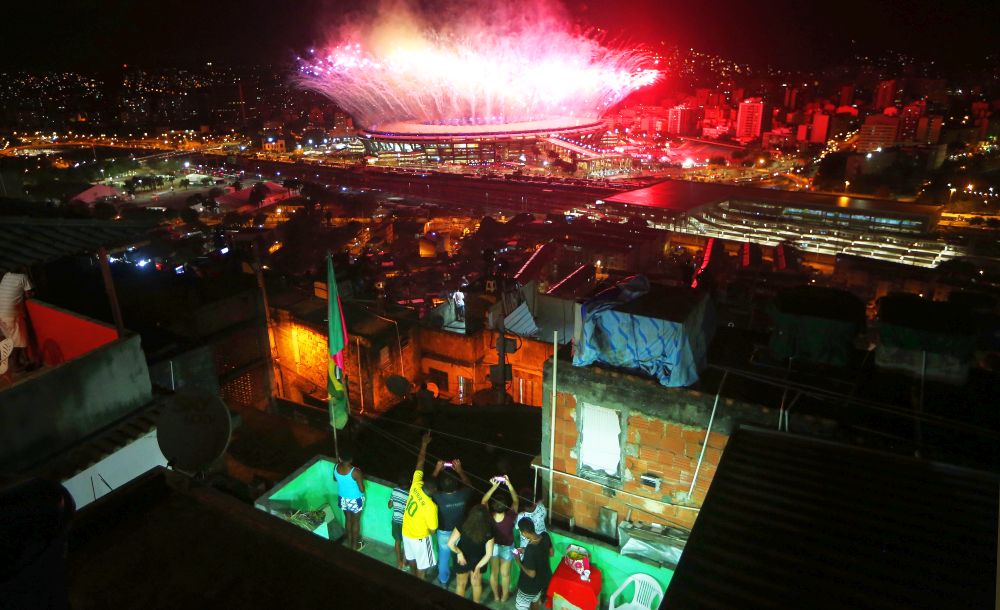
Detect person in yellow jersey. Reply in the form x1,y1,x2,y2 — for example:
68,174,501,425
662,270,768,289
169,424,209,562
402,431,439,578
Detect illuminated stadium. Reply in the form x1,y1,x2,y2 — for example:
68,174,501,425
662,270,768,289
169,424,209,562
297,2,658,164
358,118,609,164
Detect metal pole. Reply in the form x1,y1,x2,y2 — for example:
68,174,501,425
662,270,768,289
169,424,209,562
916,350,926,457
252,240,282,404
548,330,558,524
688,371,728,501
357,336,365,415
97,247,125,337
365,306,404,378
394,321,404,376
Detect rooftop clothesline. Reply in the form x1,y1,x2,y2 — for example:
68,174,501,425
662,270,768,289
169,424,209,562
360,411,541,459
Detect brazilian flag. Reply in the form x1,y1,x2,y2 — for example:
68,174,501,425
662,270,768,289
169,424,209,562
327,255,349,429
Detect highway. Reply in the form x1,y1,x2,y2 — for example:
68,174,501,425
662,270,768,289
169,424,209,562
197,155,628,216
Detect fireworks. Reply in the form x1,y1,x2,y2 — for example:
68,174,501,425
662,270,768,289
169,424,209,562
297,4,659,130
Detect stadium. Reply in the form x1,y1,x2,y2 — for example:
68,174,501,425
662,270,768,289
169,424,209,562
297,10,658,167
357,118,610,165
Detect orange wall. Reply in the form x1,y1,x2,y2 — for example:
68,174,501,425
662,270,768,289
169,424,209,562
26,301,119,366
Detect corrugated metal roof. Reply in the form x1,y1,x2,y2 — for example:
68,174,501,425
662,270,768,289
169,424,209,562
503,301,538,338
663,426,998,610
0,216,154,273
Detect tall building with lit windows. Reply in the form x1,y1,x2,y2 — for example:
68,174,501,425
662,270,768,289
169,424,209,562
810,113,831,144
857,114,899,152
899,101,926,142
666,105,700,136
873,79,898,111
735,98,766,142
915,115,943,145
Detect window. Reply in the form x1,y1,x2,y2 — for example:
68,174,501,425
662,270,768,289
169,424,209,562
427,367,449,392
578,402,622,477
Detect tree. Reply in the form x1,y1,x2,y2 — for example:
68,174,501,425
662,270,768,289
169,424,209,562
223,211,245,227
180,206,201,226
64,200,92,219
200,176,214,186
232,180,243,191
179,178,190,188
93,201,117,220
248,182,269,208
282,178,302,192
708,155,727,166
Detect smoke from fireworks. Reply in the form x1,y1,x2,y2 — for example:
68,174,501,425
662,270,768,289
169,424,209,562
297,0,659,130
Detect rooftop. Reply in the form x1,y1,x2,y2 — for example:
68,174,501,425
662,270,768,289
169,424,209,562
664,426,999,609
612,282,708,323
600,180,944,220
67,467,481,610
0,216,155,273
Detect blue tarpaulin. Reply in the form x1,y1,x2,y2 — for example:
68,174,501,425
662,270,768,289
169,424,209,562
573,279,713,387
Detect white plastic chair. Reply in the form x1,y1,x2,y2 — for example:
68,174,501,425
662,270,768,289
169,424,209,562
609,573,664,610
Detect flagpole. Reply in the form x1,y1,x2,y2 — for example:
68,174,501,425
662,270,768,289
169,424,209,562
326,252,349,459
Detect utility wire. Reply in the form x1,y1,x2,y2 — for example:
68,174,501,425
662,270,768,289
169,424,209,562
359,411,541,459
363,417,696,531
355,415,536,504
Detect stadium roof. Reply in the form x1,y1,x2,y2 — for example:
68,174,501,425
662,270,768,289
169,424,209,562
663,426,998,609
600,180,943,219
361,117,604,139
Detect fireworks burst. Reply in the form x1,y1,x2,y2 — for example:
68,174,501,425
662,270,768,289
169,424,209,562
297,3,659,130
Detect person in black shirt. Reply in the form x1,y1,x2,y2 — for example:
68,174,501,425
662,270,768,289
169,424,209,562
513,518,552,610
447,505,495,603
431,459,472,587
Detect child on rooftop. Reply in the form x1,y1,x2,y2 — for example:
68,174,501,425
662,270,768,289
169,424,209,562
388,469,410,569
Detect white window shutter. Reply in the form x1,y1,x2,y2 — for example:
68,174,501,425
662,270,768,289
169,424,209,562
579,402,621,475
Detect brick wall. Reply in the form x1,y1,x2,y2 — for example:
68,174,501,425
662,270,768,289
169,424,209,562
543,360,837,534
547,392,709,531
271,312,419,415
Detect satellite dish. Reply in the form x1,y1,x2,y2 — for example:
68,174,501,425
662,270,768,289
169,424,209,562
157,388,232,474
385,374,411,397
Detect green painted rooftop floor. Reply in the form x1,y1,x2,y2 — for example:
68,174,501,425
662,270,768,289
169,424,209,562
356,536,511,610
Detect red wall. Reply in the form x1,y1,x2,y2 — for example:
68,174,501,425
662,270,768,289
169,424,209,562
26,301,119,366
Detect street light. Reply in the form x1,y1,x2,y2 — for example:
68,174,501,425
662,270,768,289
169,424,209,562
948,187,957,205
844,180,850,193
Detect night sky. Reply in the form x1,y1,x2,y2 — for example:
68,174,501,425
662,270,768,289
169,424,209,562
2,0,997,71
